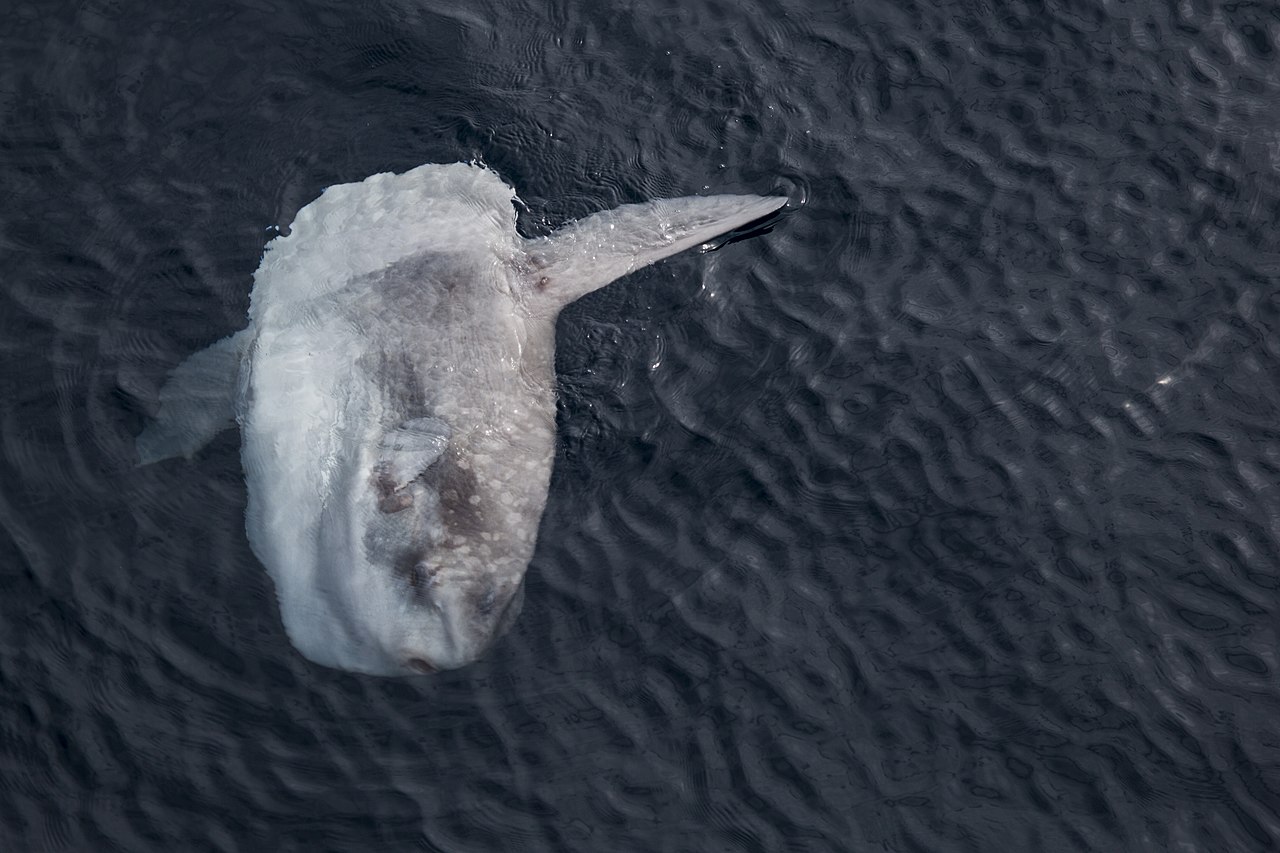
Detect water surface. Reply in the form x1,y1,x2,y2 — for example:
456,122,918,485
2,0,1279,850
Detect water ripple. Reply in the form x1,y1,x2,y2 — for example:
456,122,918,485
3,0,1280,849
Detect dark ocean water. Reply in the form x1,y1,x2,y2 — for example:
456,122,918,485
3,0,1280,850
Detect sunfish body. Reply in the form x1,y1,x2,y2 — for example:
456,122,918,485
138,163,785,676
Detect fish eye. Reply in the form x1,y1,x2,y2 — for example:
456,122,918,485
406,657,437,674
476,584,498,615
407,562,435,591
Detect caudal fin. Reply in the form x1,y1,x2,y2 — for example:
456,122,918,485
525,193,786,313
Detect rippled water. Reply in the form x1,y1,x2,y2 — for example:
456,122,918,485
3,0,1280,850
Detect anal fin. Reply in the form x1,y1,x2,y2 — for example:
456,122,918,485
137,328,254,464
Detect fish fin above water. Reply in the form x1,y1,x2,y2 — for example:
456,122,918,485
136,328,254,464
380,416,451,489
524,193,787,313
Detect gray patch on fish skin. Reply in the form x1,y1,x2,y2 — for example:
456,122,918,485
434,455,484,540
374,466,415,514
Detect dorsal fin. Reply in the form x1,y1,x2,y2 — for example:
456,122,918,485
524,194,786,313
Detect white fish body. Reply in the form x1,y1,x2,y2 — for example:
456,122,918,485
139,163,785,676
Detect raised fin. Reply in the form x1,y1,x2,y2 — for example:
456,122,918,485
380,417,450,490
137,328,254,464
525,193,787,313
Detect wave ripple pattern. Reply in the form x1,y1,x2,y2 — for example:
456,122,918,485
1,0,1279,851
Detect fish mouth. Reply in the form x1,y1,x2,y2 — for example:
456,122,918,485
405,657,438,675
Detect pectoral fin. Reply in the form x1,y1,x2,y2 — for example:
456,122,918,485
137,328,254,464
525,193,787,313
380,417,451,490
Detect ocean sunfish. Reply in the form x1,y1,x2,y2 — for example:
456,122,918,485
138,162,786,676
